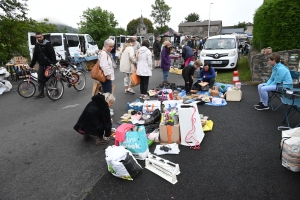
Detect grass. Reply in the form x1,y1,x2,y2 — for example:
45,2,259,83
215,56,252,84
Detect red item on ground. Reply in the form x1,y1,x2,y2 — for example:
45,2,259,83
114,123,135,146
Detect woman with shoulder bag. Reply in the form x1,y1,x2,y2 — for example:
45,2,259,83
99,39,117,93
120,38,137,94
136,40,152,100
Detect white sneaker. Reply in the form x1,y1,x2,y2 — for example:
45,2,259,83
143,95,150,100
127,88,135,94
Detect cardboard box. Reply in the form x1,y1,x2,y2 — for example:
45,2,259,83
226,90,242,101
159,124,181,144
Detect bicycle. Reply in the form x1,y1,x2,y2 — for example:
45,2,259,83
17,68,38,98
44,53,86,101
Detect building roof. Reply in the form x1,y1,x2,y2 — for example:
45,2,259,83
220,28,244,34
178,20,222,27
137,15,146,28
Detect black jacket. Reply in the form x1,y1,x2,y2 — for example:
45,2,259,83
182,66,196,81
74,94,112,137
30,40,56,68
153,40,161,55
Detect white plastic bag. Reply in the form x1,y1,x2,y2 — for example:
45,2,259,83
105,146,143,180
281,128,300,172
142,100,161,114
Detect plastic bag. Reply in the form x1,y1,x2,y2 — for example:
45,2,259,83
119,126,149,160
105,146,143,180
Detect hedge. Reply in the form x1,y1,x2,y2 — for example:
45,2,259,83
253,0,300,52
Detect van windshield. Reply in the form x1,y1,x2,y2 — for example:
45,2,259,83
204,38,236,50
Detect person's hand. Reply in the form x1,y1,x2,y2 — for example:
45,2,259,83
106,75,111,80
191,75,194,79
203,75,206,78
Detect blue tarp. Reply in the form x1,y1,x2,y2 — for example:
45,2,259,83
85,56,98,61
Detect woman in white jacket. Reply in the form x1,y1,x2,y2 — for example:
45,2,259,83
120,38,136,94
136,40,152,100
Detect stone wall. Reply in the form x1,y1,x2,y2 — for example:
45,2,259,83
248,49,300,83
178,24,221,38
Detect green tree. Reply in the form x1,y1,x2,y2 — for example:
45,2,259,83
234,21,247,31
185,12,200,22
78,7,118,48
253,0,300,51
150,0,171,34
114,27,127,36
126,17,154,35
0,0,28,20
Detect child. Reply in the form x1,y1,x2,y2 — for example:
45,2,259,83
182,60,202,93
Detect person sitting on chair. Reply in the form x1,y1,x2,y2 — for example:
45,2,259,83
199,62,216,89
254,53,292,111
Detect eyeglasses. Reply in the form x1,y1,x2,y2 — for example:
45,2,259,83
108,46,114,49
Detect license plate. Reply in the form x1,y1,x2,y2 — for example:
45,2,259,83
211,61,222,64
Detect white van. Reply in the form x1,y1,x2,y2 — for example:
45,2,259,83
27,32,99,61
200,35,239,69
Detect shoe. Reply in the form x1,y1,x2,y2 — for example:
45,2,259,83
83,134,93,141
124,89,128,93
34,92,45,98
255,104,269,110
96,137,110,145
143,95,150,100
140,94,144,99
254,102,263,107
127,88,135,94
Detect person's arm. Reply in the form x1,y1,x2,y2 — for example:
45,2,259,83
30,45,38,68
99,51,113,77
148,50,153,70
161,48,167,65
46,43,56,64
205,68,216,79
270,67,290,85
129,47,136,64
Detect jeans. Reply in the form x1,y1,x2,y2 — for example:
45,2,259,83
111,53,116,63
140,76,150,95
37,65,49,93
101,79,112,93
258,83,277,106
124,73,132,87
162,70,169,82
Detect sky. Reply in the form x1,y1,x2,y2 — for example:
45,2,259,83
26,0,264,31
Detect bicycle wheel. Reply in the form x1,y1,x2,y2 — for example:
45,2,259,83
17,80,36,98
46,77,64,101
73,71,86,91
45,66,55,77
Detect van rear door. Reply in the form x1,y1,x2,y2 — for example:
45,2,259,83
27,32,36,59
65,34,80,57
48,33,65,60
81,34,98,55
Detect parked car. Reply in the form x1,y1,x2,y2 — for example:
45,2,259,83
200,35,239,69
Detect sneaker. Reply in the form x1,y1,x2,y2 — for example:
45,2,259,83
96,137,110,145
127,88,135,94
140,94,144,99
143,95,150,100
255,104,269,110
124,89,128,93
254,102,263,107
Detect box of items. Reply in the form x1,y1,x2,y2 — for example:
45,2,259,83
159,124,181,144
226,89,242,101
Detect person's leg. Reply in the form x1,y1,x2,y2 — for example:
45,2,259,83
257,83,264,102
189,77,193,92
101,80,112,93
163,70,169,82
36,65,48,97
126,73,135,93
139,76,145,96
143,76,149,95
124,73,129,92
96,129,110,145
209,78,215,89
260,85,277,106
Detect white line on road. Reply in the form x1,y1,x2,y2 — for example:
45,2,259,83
62,104,80,109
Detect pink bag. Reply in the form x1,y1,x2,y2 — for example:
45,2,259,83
115,123,135,146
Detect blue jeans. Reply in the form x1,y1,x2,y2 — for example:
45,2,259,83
258,83,277,106
101,80,112,93
162,70,169,82
111,53,116,63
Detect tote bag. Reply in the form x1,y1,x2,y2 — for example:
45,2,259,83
91,60,106,82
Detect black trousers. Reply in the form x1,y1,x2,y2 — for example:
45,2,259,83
37,65,49,93
183,76,193,93
139,76,150,95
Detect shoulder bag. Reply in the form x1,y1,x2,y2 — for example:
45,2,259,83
91,60,106,83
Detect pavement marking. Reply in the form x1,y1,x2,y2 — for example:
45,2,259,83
62,104,80,109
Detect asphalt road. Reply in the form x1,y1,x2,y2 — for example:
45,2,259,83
1,65,300,200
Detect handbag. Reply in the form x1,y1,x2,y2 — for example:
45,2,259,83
130,68,140,87
91,61,106,82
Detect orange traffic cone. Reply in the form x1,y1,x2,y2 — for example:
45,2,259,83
232,70,240,84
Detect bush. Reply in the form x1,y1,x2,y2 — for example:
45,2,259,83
253,0,300,52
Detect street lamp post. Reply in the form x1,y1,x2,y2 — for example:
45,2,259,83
208,3,213,37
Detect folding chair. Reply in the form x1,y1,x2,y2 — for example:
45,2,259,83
280,88,300,128
290,70,300,88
